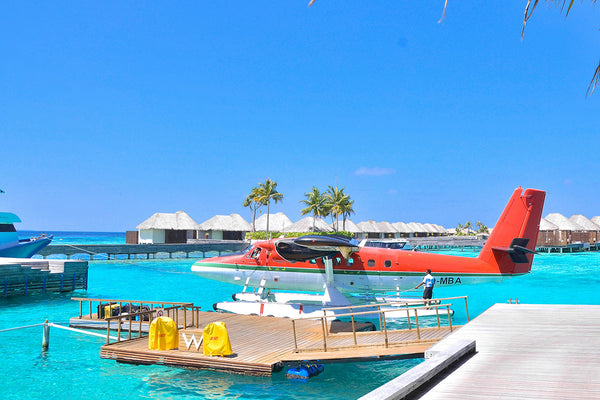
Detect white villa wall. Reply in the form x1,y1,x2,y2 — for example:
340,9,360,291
210,230,223,240
139,229,165,244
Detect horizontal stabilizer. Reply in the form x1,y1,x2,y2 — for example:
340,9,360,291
492,238,535,264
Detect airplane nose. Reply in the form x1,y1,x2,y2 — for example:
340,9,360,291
212,303,218,311
232,294,238,301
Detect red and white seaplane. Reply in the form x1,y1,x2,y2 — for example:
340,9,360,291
191,187,545,319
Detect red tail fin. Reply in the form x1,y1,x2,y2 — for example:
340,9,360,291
478,187,546,274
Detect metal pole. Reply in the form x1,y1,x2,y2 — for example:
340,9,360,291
351,308,357,346
320,317,328,352
382,312,389,348
42,320,50,350
292,320,298,352
414,309,420,340
447,305,453,332
464,297,470,321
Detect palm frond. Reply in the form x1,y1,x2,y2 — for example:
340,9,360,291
587,60,600,97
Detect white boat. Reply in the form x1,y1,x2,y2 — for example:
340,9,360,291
0,212,52,258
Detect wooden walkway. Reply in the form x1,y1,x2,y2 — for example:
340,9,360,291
96,311,456,376
38,240,247,260
412,304,600,399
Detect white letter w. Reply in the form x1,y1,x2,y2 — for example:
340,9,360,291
182,333,203,350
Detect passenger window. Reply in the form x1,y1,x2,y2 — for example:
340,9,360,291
346,258,354,266
333,257,341,266
384,260,392,268
368,259,375,267
309,259,317,264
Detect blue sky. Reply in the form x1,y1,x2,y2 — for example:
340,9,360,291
1,1,599,231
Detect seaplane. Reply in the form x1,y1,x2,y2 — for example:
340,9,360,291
191,187,545,319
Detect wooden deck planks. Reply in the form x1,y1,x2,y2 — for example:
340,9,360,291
416,304,600,400
98,310,455,375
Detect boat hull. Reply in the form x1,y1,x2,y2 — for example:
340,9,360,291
0,236,53,258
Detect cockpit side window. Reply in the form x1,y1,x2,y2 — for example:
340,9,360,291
248,248,261,259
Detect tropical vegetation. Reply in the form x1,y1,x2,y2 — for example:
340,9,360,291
243,186,264,233
246,178,283,239
299,186,328,232
455,220,489,235
309,0,599,95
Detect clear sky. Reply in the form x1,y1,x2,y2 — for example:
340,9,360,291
1,2,598,232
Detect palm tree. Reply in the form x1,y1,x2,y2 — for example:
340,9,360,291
476,221,489,234
455,223,464,235
243,186,264,233
340,197,354,232
521,0,599,95
300,187,327,232
254,178,283,239
464,221,473,235
309,0,599,95
325,186,348,231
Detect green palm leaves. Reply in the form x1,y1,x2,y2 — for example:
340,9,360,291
300,185,354,232
244,179,283,239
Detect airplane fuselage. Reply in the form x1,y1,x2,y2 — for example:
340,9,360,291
191,244,521,294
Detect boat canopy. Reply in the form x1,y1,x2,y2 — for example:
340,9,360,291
0,212,21,224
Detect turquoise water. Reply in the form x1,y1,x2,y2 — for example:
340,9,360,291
1,233,599,399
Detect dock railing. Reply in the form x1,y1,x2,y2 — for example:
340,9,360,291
71,297,201,344
291,295,469,353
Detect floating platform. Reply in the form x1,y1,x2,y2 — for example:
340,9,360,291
99,312,455,376
70,297,461,376
0,258,88,296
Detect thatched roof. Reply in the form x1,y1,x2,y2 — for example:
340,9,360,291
287,217,333,232
569,215,600,231
377,221,397,234
544,213,583,231
433,224,447,233
423,223,440,234
392,222,413,233
592,216,600,226
254,212,293,232
137,211,200,230
330,219,362,233
539,217,559,231
357,220,381,233
407,222,428,233
199,213,251,232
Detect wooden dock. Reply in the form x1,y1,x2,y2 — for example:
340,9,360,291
98,311,455,376
363,303,600,399
38,240,247,260
0,258,88,296
69,297,462,376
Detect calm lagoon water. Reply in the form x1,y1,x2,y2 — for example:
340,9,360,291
1,232,599,399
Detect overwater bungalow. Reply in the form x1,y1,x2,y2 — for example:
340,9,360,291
329,219,362,237
544,213,585,246
136,211,201,244
356,220,383,239
253,212,293,233
287,217,333,233
198,214,251,240
569,214,600,244
407,222,429,237
392,222,414,238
